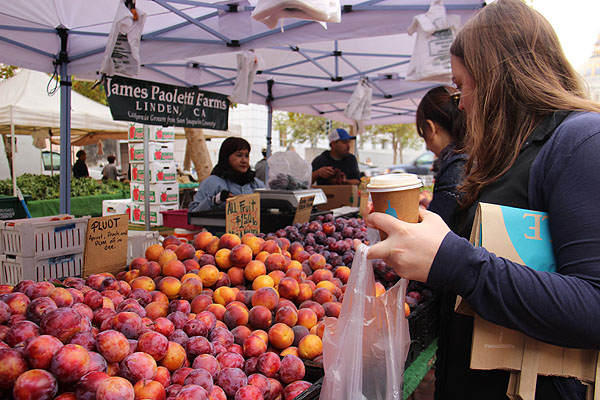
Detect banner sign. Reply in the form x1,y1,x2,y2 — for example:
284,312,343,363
104,75,229,130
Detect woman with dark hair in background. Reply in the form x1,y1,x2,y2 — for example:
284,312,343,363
189,137,265,212
416,85,466,228
415,85,468,397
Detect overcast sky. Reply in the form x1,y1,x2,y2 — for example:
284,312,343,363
530,0,599,70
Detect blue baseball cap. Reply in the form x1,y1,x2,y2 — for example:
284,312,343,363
328,128,356,142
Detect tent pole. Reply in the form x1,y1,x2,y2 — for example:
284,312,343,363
57,26,71,215
265,80,274,186
10,109,16,197
143,125,151,231
59,67,72,215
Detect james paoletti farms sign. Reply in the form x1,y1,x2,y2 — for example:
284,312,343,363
104,75,229,130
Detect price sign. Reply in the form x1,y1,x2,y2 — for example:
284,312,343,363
293,195,315,225
83,214,128,277
225,193,260,236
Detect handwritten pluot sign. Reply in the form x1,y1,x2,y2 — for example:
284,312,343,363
225,193,260,236
104,75,229,130
83,215,128,278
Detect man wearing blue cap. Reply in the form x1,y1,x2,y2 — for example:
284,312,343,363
311,128,360,185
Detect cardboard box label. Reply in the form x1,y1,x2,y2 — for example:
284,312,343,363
226,193,260,236
83,215,128,277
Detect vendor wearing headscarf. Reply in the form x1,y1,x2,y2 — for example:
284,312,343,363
189,137,265,212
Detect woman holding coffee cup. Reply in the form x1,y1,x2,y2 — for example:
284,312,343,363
364,0,600,397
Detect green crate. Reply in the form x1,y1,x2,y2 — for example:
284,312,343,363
0,196,31,220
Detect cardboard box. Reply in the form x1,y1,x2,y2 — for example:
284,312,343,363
456,203,598,399
313,185,358,211
128,125,175,142
128,142,175,163
130,182,179,205
130,204,178,226
131,162,177,183
102,199,132,218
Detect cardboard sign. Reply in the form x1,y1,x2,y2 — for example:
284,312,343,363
225,193,260,236
83,214,128,278
293,195,315,225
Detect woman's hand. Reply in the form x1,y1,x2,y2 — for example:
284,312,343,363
357,209,451,282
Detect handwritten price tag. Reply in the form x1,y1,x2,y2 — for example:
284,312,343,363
83,214,128,277
226,193,260,236
293,195,315,225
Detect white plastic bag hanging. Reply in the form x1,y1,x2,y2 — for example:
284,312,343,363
344,77,372,121
251,0,341,30
230,51,259,105
405,0,461,82
100,1,146,77
320,243,410,400
266,151,312,190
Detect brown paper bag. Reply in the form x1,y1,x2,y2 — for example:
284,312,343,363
455,203,599,399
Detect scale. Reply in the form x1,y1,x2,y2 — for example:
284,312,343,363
187,188,328,233
254,188,327,211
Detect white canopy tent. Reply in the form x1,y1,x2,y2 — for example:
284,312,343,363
0,69,130,137
0,0,484,212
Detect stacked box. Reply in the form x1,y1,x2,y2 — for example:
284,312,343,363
128,124,178,226
102,199,132,218
127,125,175,142
130,163,177,183
130,182,179,205
0,215,89,285
128,142,175,163
130,204,178,226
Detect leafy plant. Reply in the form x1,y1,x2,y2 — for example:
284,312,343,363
0,174,129,200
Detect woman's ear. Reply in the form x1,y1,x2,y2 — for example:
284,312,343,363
426,119,437,137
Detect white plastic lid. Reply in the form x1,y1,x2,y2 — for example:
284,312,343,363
367,173,423,191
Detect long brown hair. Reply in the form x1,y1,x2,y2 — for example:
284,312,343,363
450,0,600,207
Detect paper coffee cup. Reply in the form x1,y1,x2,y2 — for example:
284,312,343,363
367,173,422,238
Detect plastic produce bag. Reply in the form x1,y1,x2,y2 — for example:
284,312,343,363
267,151,311,190
321,243,410,400
230,50,259,105
100,1,146,77
344,77,372,122
405,0,461,82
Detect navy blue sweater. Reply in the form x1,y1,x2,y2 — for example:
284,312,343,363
428,112,600,348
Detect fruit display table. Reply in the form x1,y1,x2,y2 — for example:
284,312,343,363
27,191,129,218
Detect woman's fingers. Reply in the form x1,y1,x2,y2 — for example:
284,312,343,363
364,212,404,232
366,240,392,261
